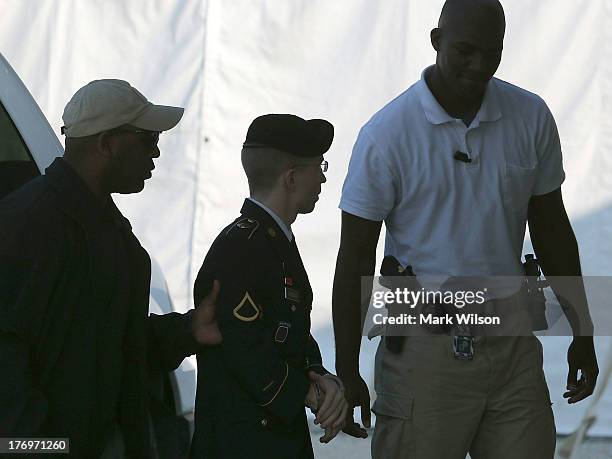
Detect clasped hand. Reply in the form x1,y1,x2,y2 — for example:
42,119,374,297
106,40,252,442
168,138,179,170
304,372,348,443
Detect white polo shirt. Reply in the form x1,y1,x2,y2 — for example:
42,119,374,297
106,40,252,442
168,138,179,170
340,68,565,294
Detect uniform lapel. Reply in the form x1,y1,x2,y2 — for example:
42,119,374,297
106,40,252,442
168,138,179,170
240,199,293,262
239,200,313,309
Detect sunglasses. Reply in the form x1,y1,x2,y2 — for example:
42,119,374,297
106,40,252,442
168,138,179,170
60,125,162,147
114,126,160,146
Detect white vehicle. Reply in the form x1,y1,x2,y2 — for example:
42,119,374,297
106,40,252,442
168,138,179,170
0,52,196,457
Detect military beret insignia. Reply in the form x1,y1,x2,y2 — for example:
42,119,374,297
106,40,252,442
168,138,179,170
233,291,260,322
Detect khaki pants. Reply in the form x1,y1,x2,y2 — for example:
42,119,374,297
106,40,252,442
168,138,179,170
371,335,555,459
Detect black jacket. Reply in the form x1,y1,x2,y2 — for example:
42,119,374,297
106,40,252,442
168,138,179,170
0,158,195,458
191,199,327,459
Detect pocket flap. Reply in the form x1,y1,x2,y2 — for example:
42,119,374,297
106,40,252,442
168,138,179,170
372,393,413,420
367,323,385,340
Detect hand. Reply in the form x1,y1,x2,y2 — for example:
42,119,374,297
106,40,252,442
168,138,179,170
308,372,348,443
564,336,598,403
304,382,319,411
338,371,370,438
192,280,222,345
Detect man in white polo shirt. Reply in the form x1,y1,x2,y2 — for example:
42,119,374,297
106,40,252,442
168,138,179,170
332,0,599,457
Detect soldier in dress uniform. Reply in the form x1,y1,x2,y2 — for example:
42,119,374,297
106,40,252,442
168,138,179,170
190,114,348,458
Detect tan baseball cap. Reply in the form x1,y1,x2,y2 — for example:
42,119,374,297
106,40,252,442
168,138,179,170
61,79,184,138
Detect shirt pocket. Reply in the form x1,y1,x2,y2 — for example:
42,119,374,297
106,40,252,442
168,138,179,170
504,161,537,212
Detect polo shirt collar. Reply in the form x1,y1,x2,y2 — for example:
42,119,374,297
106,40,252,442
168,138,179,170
417,66,502,125
478,79,502,122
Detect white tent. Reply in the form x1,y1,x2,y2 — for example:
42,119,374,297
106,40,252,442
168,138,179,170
2,0,611,446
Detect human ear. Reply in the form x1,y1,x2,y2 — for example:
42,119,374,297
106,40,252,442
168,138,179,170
283,168,297,192
97,132,115,158
431,28,441,52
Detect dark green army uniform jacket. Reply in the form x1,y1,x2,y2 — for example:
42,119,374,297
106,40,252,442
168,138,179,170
191,199,327,458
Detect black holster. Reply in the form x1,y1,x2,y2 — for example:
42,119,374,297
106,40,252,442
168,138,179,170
379,257,457,353
379,256,414,354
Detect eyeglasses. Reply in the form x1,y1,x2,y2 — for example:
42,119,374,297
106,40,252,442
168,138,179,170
294,160,329,173
108,126,161,147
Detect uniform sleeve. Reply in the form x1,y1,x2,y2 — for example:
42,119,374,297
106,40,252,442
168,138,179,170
339,126,397,221
0,214,55,436
194,242,309,425
303,334,329,376
532,102,566,195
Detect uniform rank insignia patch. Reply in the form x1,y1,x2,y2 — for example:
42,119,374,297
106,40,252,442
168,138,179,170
233,292,260,321
284,287,300,303
275,322,291,343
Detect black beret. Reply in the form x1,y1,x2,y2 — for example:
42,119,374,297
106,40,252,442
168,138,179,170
243,114,334,158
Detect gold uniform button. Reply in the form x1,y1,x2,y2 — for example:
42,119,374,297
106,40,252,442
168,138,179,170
290,305,296,312
261,418,268,427
267,227,276,237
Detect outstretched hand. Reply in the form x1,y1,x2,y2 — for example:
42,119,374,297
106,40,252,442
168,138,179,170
192,280,223,345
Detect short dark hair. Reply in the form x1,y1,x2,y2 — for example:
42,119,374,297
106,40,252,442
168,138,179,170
438,0,505,31
241,146,300,194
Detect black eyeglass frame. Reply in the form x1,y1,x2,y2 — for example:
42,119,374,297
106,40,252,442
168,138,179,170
105,125,161,146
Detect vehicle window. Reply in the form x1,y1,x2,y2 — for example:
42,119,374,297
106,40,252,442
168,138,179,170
0,102,39,200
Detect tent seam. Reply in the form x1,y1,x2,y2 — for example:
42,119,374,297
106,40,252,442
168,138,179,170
187,0,211,301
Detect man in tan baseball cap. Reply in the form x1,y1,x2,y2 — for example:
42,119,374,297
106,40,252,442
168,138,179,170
62,79,183,138
0,79,220,458
61,78,184,195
